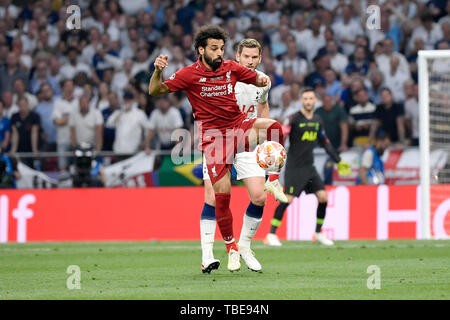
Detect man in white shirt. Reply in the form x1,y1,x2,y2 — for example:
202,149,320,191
12,78,38,110
331,4,364,56
376,38,410,79
145,96,183,152
408,12,444,52
69,96,104,154
53,79,78,171
383,55,411,103
106,91,148,154
60,46,92,80
257,0,281,35
325,39,349,74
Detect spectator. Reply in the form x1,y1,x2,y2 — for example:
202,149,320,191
356,132,391,185
70,96,104,154
407,36,425,82
80,27,102,66
0,100,11,151
341,76,365,113
383,55,411,103
270,23,291,57
366,69,385,106
270,67,295,106
305,53,330,88
408,11,444,52
324,68,343,100
270,90,298,125
345,46,370,76
30,58,61,96
324,39,349,74
145,96,183,153
404,80,419,146
0,51,28,96
257,0,281,35
35,83,57,152
376,37,410,79
331,4,364,56
12,78,38,110
111,58,133,96
348,88,377,147
101,92,120,152
303,17,326,63
106,90,148,156
369,88,406,146
275,39,308,83
52,79,78,172
10,96,40,168
60,46,92,80
93,82,110,111
315,94,349,152
291,13,310,54
1,90,18,119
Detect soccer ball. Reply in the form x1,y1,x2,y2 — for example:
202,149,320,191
256,141,287,172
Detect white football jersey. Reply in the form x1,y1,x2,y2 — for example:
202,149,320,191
234,70,271,119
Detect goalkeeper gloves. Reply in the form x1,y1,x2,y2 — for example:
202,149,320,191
337,161,352,176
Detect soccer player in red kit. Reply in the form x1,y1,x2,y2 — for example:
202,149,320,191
149,25,284,272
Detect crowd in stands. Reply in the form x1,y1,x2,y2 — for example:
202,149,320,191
0,0,448,174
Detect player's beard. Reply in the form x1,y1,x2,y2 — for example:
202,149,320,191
203,52,223,71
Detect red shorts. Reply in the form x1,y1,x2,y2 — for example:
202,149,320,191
203,118,257,184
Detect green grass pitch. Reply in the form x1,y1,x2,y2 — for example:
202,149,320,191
0,240,449,300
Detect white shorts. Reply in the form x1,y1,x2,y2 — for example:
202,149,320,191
203,151,266,181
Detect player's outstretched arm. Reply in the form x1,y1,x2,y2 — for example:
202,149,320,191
149,55,170,96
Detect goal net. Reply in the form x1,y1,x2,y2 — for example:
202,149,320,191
418,50,450,239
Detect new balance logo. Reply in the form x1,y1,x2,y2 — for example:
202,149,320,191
199,77,206,82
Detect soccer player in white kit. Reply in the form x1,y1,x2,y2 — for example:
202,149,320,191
200,39,288,273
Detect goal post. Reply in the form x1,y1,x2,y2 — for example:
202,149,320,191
418,49,450,240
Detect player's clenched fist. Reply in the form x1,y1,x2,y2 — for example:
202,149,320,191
255,74,270,87
154,54,168,72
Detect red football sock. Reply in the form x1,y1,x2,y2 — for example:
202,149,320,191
215,193,235,251
267,122,284,146
268,173,279,181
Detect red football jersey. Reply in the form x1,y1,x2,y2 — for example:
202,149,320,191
163,58,257,148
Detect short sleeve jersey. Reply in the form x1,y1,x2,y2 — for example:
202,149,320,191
234,70,271,119
163,58,257,143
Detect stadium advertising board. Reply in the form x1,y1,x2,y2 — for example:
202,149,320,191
0,185,448,243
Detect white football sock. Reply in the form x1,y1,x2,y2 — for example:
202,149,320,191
200,219,216,262
238,214,262,249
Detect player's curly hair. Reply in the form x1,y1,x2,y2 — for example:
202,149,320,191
194,25,228,54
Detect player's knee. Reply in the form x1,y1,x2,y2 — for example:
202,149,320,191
317,190,328,203
250,192,266,207
205,193,215,207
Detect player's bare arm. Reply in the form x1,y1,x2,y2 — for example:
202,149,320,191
149,55,171,96
257,101,270,118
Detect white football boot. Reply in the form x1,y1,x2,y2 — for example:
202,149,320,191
315,232,334,246
264,233,282,246
201,258,220,274
239,247,262,272
264,179,288,203
227,249,241,272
